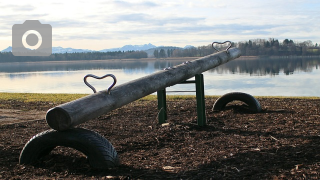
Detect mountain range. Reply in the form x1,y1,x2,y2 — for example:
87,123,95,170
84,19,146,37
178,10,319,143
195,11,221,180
1,43,195,54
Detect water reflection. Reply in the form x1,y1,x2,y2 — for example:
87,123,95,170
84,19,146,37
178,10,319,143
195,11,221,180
213,58,319,75
1,57,320,96
1,57,319,76
0,60,149,73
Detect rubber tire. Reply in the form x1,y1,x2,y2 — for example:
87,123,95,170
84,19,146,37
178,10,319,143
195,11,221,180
213,92,262,113
19,128,119,169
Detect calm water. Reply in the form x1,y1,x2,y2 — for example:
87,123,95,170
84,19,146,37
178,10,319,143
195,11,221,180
0,57,320,96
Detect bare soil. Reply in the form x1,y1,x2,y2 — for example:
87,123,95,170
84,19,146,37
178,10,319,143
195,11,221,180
0,97,320,179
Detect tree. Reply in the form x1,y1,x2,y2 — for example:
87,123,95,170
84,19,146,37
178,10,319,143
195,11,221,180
167,49,171,57
153,50,159,58
304,40,313,47
159,49,166,58
248,40,253,48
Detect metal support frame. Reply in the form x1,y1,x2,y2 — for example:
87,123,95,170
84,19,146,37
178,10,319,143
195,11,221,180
157,74,206,126
157,89,167,124
195,74,206,126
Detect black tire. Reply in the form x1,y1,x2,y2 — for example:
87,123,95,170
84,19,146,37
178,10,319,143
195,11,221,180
213,92,262,113
19,128,119,169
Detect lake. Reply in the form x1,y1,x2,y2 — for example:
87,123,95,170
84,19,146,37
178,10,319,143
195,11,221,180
0,57,320,97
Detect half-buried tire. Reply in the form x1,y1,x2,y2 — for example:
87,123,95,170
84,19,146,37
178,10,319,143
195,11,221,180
213,92,262,113
19,128,119,169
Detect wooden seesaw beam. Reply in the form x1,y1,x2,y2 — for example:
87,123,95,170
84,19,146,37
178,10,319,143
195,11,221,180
46,47,241,131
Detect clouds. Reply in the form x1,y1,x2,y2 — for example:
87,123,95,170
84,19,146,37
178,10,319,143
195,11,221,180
106,12,205,27
0,0,319,50
109,0,159,9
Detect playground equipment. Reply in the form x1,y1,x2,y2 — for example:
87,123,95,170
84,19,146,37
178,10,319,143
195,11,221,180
46,47,241,131
20,42,243,169
213,92,262,112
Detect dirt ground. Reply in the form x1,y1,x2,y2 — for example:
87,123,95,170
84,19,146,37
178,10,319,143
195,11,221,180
0,97,320,179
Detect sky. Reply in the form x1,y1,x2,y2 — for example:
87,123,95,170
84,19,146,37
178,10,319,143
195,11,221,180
0,0,319,51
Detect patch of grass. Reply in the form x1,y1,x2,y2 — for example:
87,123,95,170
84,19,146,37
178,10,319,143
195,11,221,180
255,95,320,99
167,95,197,100
139,95,199,101
0,93,88,103
138,95,158,101
0,93,319,104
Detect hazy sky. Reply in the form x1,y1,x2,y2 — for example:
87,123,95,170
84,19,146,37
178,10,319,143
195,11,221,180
0,0,319,50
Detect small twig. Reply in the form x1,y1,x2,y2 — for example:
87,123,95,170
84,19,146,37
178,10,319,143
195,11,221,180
270,135,279,141
231,167,241,172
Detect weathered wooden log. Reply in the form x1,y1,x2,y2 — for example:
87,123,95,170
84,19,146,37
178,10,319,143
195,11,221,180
46,48,241,131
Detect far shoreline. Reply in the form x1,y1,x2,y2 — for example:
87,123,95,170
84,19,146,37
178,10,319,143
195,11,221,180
1,55,320,64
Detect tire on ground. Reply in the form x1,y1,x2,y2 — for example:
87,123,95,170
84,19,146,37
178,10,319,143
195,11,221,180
19,128,119,169
213,92,262,113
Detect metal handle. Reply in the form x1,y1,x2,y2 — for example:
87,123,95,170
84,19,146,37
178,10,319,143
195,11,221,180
84,74,117,94
212,41,232,54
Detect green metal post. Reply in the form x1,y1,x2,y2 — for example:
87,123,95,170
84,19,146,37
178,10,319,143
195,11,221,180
195,74,206,126
157,89,167,124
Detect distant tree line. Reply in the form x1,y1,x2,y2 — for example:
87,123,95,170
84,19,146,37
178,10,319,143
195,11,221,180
1,38,319,62
165,38,320,58
0,50,147,62
153,49,174,58
237,38,319,56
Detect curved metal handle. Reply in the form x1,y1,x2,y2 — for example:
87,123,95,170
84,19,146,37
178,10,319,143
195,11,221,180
212,41,232,54
84,74,117,94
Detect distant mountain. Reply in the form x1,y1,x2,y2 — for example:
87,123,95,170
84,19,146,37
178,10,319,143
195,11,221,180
0,46,95,53
52,46,94,53
184,45,196,49
99,43,157,52
1,46,12,52
1,43,187,55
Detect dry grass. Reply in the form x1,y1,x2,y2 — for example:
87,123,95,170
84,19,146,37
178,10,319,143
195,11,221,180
0,93,318,104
